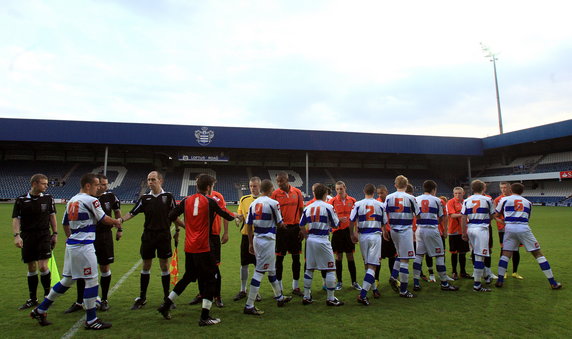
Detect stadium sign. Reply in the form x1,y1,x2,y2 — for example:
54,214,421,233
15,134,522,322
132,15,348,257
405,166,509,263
178,154,229,162
195,127,215,146
560,171,572,179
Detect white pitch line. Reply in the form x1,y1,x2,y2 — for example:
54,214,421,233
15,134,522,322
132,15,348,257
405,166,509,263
60,259,142,339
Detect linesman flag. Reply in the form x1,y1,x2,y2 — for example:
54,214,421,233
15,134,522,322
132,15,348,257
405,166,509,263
48,252,61,286
170,240,179,286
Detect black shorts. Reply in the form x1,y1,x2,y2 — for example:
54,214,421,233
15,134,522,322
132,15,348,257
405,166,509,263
381,237,397,259
209,235,221,264
140,230,172,260
94,230,115,265
21,230,52,263
276,224,303,256
331,228,355,254
240,234,256,266
448,234,470,253
179,252,217,299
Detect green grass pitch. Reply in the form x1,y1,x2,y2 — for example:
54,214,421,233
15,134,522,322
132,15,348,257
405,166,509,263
1,204,570,338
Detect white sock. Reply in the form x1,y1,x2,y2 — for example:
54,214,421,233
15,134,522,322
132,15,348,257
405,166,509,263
325,271,336,301
240,266,249,292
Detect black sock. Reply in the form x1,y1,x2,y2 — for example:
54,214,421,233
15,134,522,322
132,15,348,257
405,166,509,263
335,260,343,282
40,272,51,297
388,257,396,274
101,274,111,301
451,253,458,273
161,274,170,299
484,256,491,270
513,250,521,272
347,259,357,283
76,278,85,304
28,274,39,300
459,254,467,274
215,267,222,297
292,254,301,281
426,255,433,268
140,273,150,299
374,265,380,281
321,270,327,279
276,256,285,281
471,252,475,264
201,308,210,320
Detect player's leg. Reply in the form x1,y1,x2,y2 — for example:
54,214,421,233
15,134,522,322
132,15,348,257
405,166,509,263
32,275,76,326
23,261,39,309
531,249,561,289
413,254,424,290
99,264,111,310
289,225,303,295
159,258,171,300
302,239,315,303
197,256,221,326
37,258,51,297
512,249,523,278
425,255,435,282
235,235,252,300
275,226,287,291
159,232,173,301
346,251,359,290
335,252,344,289
133,258,152,309
303,269,314,302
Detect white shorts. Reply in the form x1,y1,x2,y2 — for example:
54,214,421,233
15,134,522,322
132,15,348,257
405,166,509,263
63,244,99,280
390,228,415,259
467,227,490,257
415,227,445,257
254,236,276,272
305,236,336,270
503,230,541,252
359,233,382,266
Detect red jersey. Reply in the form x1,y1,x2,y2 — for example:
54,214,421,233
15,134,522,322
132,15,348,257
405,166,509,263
494,194,507,231
169,193,234,254
446,198,463,235
208,190,226,235
328,195,356,231
271,186,304,225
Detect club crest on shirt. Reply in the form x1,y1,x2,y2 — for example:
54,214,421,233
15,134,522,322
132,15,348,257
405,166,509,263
534,242,539,248
105,202,111,211
41,204,47,212
162,196,168,204
263,264,269,269
84,267,92,276
195,126,215,146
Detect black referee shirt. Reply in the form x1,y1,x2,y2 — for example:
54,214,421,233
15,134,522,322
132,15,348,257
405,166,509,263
98,191,121,231
130,190,176,232
12,193,56,233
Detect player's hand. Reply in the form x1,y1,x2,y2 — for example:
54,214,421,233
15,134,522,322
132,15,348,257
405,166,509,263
50,234,57,249
340,217,348,224
462,233,468,241
14,235,23,248
173,230,180,245
116,229,123,241
350,232,358,244
249,244,255,255
221,232,229,244
278,222,286,229
443,232,448,239
298,230,304,241
383,231,390,241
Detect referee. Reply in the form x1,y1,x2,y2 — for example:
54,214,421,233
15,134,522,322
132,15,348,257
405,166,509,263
121,171,181,310
13,173,58,310
66,174,123,313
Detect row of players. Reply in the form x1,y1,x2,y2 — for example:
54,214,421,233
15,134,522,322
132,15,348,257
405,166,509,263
16,172,560,329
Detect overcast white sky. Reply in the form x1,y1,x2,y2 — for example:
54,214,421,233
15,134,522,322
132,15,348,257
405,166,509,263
1,0,571,138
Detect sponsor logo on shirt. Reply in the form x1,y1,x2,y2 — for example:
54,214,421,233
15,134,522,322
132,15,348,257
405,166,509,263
84,267,92,276
93,200,100,208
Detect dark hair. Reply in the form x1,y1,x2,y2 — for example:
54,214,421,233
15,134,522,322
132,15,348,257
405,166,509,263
276,171,288,179
30,173,48,186
80,173,98,188
471,180,485,193
313,183,328,200
423,180,437,193
364,183,375,195
377,184,388,192
96,173,108,181
406,184,414,194
511,183,524,195
261,179,274,193
196,174,216,192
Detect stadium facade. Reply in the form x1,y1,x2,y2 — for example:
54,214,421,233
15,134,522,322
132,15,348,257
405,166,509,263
1,118,571,205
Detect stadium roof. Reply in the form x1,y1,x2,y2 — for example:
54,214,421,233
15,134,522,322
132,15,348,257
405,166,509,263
1,118,570,156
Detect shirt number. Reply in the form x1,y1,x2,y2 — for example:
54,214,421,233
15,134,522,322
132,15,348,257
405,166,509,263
472,200,481,214
68,201,80,221
193,197,200,216
310,207,322,222
365,205,375,221
394,198,404,213
421,200,430,213
514,200,524,211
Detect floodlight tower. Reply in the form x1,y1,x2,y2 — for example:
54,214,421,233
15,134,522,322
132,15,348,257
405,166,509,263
481,42,504,134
